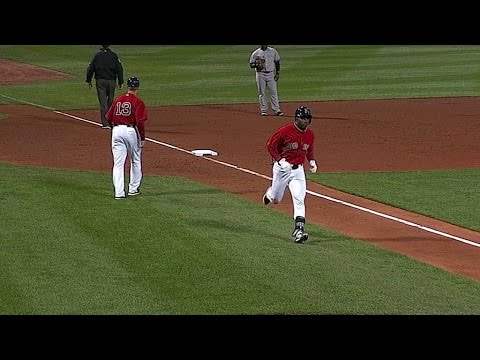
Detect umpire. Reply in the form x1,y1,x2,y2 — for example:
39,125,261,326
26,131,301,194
86,45,124,129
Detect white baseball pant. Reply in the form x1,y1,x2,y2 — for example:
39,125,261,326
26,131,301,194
265,163,306,219
111,125,142,198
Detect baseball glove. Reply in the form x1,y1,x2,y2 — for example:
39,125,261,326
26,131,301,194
255,58,265,70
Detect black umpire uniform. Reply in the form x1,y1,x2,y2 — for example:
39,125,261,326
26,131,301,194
86,45,124,128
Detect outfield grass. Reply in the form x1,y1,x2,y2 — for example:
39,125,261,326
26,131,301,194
1,45,480,108
1,162,480,314
310,169,480,232
0,46,479,314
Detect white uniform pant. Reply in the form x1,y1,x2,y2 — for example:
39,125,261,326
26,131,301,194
256,72,281,113
265,163,306,219
111,125,142,198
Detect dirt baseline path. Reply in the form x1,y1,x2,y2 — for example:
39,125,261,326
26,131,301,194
1,98,479,281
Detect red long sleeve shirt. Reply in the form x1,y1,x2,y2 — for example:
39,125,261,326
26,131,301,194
266,123,315,166
106,92,148,140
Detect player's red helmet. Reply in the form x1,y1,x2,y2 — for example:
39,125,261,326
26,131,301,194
127,76,140,88
295,106,312,124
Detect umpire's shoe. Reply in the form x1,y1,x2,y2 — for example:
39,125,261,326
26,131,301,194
292,228,309,244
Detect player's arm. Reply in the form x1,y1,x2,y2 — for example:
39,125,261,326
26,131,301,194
250,50,264,69
249,52,257,68
135,101,148,142
306,141,314,162
267,130,293,171
306,134,317,172
266,131,283,162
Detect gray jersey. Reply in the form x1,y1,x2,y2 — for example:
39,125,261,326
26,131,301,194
249,46,280,72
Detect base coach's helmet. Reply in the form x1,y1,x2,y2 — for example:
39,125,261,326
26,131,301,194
127,76,140,88
295,106,312,124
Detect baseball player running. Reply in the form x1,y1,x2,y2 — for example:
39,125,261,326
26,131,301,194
105,76,148,199
262,106,317,243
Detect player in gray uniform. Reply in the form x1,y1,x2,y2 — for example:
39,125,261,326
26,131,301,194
249,45,284,116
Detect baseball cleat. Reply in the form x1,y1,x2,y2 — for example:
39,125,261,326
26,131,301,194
292,229,309,244
262,194,271,205
261,112,268,116
128,189,141,196
275,111,284,116
114,196,125,200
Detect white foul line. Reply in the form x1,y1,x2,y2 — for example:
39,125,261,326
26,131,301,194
1,95,478,249
304,189,480,248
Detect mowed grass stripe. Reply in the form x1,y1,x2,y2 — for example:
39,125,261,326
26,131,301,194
1,163,480,314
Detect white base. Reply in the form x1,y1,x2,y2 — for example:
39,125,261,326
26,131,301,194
191,149,218,157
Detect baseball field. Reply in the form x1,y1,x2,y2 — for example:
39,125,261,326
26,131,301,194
0,45,479,315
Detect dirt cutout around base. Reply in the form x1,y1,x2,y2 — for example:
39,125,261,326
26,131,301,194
0,59,74,85
1,59,479,282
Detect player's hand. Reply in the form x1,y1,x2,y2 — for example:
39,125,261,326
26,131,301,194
118,84,123,90
140,140,145,148
274,72,279,81
278,158,292,171
309,160,317,173
87,82,92,89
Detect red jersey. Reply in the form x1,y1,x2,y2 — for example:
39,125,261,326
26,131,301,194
266,123,315,166
105,92,148,140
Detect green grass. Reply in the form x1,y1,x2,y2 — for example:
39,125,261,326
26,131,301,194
1,162,480,314
309,168,480,232
2,45,480,108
